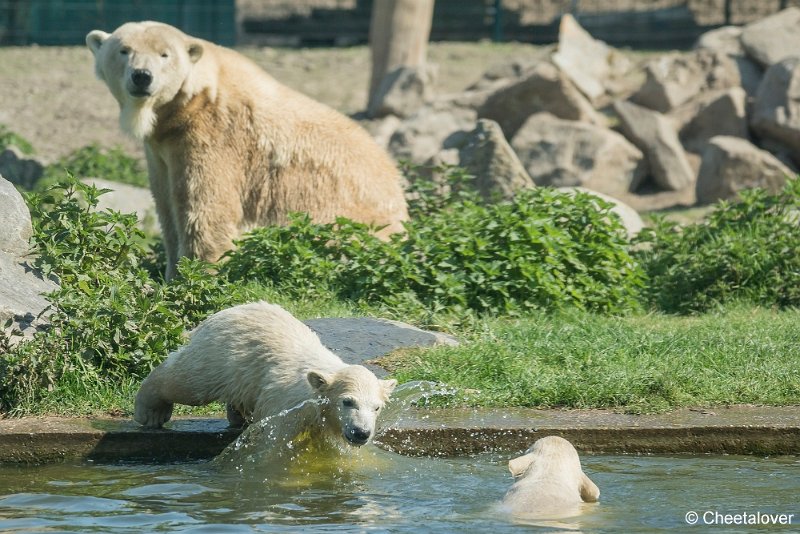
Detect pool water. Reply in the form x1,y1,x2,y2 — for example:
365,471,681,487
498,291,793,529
0,451,797,533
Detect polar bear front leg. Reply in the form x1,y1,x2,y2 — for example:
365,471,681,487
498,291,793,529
134,366,176,428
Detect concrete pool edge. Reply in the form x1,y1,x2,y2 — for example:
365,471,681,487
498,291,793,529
0,405,798,463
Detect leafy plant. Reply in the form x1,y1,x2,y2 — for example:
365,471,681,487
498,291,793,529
637,178,800,313
39,144,148,190
223,170,644,316
0,124,34,155
0,180,237,413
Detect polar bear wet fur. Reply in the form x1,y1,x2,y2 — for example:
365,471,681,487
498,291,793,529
86,21,408,280
134,302,397,446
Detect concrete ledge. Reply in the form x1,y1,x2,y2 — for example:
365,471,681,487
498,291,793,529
0,405,797,464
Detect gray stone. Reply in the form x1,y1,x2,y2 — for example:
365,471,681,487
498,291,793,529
466,57,543,92
614,100,696,191
0,146,44,190
0,175,57,342
557,187,644,238
477,61,603,139
443,119,534,201
367,65,435,119
741,7,800,68
551,14,612,103
387,101,477,164
670,87,748,154
695,26,745,57
511,113,646,196
696,136,794,204
631,49,741,113
751,57,800,160
304,317,458,377
82,178,159,236
0,175,33,256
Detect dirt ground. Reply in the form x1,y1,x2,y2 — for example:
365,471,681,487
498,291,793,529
0,41,539,164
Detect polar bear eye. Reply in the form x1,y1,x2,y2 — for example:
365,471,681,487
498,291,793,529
161,52,169,59
341,399,355,409
119,47,130,56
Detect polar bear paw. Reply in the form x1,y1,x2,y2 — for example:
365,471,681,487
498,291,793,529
134,398,174,429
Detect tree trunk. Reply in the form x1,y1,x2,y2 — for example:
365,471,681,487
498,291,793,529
367,0,435,115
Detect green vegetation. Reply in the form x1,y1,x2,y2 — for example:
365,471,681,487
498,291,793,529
382,307,800,413
1,158,799,416
39,144,149,190
636,180,800,313
0,124,34,155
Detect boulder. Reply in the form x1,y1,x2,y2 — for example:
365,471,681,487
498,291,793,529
631,49,741,113
557,187,644,238
82,178,159,236
440,119,534,201
695,26,745,57
670,87,748,154
751,57,800,161
388,101,477,164
0,175,57,342
0,146,44,190
358,114,402,149
304,317,458,377
740,7,800,68
511,113,646,196
366,65,435,119
477,61,603,139
551,14,612,103
614,100,695,191
696,136,794,204
466,57,543,92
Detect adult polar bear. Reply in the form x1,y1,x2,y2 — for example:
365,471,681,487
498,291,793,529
86,21,409,280
134,301,397,447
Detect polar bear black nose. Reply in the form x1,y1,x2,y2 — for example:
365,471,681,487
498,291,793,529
348,427,371,445
131,69,153,89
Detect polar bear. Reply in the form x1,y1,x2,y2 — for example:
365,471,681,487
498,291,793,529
501,436,599,519
86,21,409,280
134,301,397,446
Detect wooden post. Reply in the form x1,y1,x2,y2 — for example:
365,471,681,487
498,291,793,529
368,0,435,113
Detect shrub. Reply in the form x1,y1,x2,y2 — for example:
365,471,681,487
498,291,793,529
223,171,644,316
39,144,148,190
0,124,34,155
0,180,236,413
636,178,800,313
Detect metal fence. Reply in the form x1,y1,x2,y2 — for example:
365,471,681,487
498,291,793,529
1,0,798,48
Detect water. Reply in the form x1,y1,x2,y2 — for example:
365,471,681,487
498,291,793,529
0,451,797,532
0,383,797,532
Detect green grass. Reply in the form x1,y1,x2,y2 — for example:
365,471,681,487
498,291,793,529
381,305,800,413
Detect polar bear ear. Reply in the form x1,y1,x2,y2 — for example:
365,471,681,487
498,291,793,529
508,452,535,478
307,370,331,393
86,30,110,55
187,41,204,64
579,473,600,502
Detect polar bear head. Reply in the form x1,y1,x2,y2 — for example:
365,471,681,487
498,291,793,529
307,365,397,447
85,21,204,139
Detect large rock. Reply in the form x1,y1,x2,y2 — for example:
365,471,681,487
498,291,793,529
438,119,534,201
304,317,458,377
0,146,44,190
694,26,763,98
740,7,800,68
551,14,612,103
696,136,794,204
82,178,159,236
751,57,800,160
614,100,695,191
631,49,741,113
387,101,477,164
670,87,748,154
367,65,435,119
0,175,57,342
511,113,646,196
557,187,644,238
477,61,603,139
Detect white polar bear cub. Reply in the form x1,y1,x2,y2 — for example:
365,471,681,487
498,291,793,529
134,302,397,446
501,436,599,519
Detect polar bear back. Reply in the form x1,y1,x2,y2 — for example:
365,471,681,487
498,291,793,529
161,301,346,418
